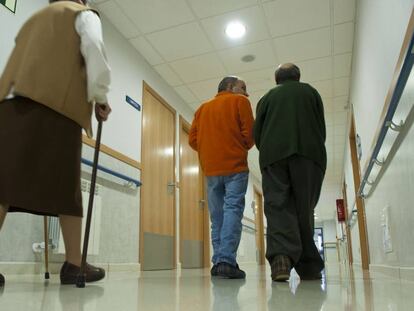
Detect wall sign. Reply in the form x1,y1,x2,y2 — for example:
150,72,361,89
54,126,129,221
336,199,346,222
126,95,141,111
1,0,17,13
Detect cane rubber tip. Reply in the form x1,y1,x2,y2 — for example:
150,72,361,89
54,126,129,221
45,272,50,279
76,275,86,288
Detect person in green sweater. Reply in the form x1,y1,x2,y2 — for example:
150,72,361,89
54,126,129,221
254,63,327,282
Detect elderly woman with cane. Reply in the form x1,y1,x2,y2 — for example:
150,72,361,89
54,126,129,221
0,0,111,286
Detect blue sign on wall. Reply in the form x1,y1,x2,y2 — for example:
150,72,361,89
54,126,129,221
126,95,141,111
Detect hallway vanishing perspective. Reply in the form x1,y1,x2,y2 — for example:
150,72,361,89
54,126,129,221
1,263,413,311
2,0,414,310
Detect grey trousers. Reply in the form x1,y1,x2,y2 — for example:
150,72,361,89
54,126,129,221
262,155,324,276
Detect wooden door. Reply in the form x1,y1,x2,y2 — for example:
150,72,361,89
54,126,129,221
254,188,265,265
342,182,354,264
140,82,176,270
349,111,370,269
179,118,207,268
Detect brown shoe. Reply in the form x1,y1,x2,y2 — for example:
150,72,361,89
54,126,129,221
0,273,4,287
271,255,292,282
60,261,105,285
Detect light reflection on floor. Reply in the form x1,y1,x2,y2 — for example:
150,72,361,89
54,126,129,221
0,262,413,311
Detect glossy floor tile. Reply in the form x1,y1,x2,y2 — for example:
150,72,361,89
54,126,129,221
0,263,413,311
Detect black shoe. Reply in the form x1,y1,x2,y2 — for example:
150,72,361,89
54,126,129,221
271,255,292,282
211,264,219,276
216,262,246,279
299,271,322,280
295,261,324,281
60,261,105,285
0,273,4,287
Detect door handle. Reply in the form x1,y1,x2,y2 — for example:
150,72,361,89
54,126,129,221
199,199,206,208
167,182,176,195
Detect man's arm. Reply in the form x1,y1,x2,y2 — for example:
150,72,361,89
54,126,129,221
314,90,326,142
189,111,199,151
238,97,255,150
253,95,267,149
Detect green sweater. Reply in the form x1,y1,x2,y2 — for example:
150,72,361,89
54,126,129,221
254,81,327,172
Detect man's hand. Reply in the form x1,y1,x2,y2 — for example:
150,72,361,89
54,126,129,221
95,103,111,122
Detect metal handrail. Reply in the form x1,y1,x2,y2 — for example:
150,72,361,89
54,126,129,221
323,242,338,249
81,158,141,187
358,32,414,198
242,223,257,232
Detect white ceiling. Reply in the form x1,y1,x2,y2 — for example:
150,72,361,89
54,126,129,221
93,0,356,221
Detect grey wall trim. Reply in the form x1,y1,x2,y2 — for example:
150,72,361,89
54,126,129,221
143,232,174,270
181,240,203,269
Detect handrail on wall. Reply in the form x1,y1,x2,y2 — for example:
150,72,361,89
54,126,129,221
81,158,141,188
242,223,257,232
358,31,414,198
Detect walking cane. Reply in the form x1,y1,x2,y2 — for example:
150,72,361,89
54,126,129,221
76,120,103,288
43,216,50,280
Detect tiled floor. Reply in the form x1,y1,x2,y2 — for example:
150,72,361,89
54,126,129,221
0,263,413,310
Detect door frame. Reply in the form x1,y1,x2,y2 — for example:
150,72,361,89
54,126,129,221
178,117,210,268
253,186,265,265
342,181,354,264
314,227,325,261
348,109,370,270
139,81,177,269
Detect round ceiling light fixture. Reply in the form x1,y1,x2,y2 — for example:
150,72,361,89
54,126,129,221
225,21,246,39
241,54,255,63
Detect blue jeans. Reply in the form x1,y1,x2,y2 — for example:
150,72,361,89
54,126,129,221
207,171,248,266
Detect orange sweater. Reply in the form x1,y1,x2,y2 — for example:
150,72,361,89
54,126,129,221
189,91,254,176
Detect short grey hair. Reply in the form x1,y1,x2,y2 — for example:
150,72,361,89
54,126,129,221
275,63,301,84
218,76,239,93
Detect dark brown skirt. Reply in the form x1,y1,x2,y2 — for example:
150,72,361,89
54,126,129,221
0,96,83,217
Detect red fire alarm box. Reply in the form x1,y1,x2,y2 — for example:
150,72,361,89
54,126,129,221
336,199,346,222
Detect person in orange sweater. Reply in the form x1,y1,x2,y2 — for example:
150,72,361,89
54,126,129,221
189,76,254,279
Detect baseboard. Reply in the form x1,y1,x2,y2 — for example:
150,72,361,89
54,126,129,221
0,262,138,275
107,263,140,273
0,262,66,274
369,264,403,279
399,266,414,281
238,261,258,265
0,262,44,274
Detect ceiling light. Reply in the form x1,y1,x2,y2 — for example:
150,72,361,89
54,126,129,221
241,54,255,63
225,21,246,39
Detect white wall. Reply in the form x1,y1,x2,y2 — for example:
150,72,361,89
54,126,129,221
315,183,341,221
350,218,361,264
350,0,414,167
343,0,414,268
97,15,194,161
322,220,337,243
343,139,356,212
0,0,49,71
238,173,262,264
322,220,338,262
